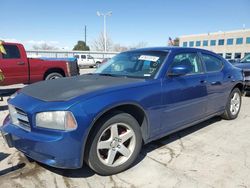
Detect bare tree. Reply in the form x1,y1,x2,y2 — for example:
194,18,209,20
91,32,113,51
112,44,129,52
32,43,58,50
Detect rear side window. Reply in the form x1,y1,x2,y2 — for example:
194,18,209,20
202,54,224,72
81,55,86,59
2,45,21,59
171,53,203,74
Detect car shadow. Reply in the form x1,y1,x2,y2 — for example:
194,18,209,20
36,116,222,178
0,105,8,111
0,152,10,162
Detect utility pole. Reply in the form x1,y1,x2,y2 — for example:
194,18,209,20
84,25,87,45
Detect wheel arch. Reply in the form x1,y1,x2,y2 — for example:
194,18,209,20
82,102,150,162
43,68,66,80
232,82,244,94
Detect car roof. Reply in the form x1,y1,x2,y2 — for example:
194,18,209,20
126,46,218,55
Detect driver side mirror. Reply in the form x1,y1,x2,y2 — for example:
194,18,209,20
168,65,191,76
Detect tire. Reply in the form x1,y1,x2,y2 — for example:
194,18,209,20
96,62,101,68
221,88,242,120
86,112,142,175
45,72,63,80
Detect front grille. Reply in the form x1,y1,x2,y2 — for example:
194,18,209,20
9,105,31,132
244,70,250,78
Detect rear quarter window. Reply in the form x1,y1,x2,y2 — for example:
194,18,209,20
202,53,224,72
2,45,21,59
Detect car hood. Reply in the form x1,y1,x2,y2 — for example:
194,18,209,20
21,74,144,102
234,63,250,70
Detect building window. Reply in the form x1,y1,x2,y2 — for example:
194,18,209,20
183,42,188,47
236,38,243,45
218,39,224,46
196,41,201,47
203,40,208,46
227,38,234,45
189,41,194,47
234,53,241,59
246,37,250,44
225,53,232,59
210,40,216,46
217,53,223,57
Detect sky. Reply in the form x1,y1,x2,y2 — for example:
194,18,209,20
1,0,250,50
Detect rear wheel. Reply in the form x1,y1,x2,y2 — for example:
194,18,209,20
221,88,242,120
45,72,63,80
86,112,142,175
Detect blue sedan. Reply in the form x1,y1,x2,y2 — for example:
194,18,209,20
1,47,244,175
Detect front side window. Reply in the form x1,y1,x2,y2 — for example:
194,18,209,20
87,55,94,59
95,51,168,78
218,39,224,46
2,45,20,59
171,53,203,75
241,54,250,63
202,53,224,72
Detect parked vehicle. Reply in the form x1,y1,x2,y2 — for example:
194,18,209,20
0,42,79,86
1,47,244,175
74,54,102,68
233,54,250,92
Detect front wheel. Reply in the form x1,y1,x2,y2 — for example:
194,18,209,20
221,88,242,120
86,112,142,175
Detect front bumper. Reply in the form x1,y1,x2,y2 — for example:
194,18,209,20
1,117,84,169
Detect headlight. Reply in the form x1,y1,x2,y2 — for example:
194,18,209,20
8,92,18,101
36,111,77,131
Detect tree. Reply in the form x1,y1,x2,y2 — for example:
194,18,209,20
73,41,90,51
32,43,58,50
173,37,180,46
91,32,113,51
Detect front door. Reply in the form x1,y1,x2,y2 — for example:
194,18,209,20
161,52,207,132
0,44,28,86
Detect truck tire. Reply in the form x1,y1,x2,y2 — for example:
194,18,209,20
96,62,101,68
45,72,63,80
86,112,142,175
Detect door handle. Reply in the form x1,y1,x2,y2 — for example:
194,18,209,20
17,62,25,65
211,81,221,85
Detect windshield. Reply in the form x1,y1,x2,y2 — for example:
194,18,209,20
241,54,250,63
95,51,168,78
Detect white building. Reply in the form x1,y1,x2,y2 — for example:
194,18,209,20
179,29,250,60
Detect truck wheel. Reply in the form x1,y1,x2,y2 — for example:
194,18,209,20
86,112,142,175
221,88,242,120
45,72,63,80
96,62,101,68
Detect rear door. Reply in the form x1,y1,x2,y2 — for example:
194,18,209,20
0,44,28,85
200,53,228,114
161,52,207,132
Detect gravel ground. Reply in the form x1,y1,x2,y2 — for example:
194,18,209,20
0,70,250,188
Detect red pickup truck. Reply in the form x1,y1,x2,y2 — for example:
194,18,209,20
0,42,79,86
